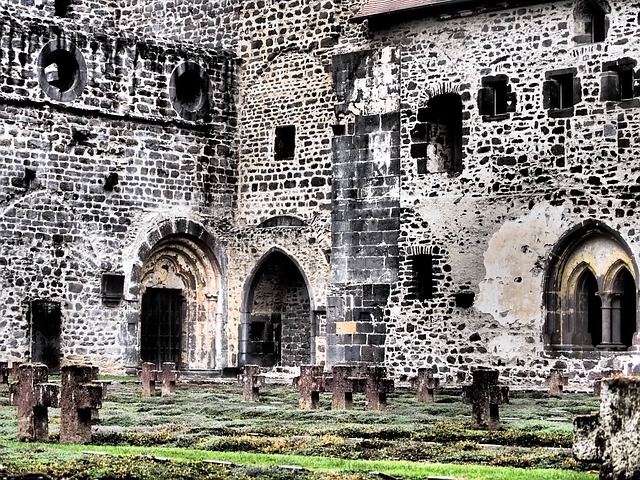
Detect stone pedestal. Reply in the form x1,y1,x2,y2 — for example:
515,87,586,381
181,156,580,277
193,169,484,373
411,367,439,402
238,365,264,402
293,365,327,409
462,368,509,429
574,376,640,479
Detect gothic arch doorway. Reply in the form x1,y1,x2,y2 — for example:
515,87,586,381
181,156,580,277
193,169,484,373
239,251,313,367
140,234,221,369
545,223,638,351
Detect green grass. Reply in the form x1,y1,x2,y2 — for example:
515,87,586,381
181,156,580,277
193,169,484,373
1,441,597,480
0,381,602,479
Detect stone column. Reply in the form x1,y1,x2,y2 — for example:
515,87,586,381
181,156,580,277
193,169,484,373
597,292,612,348
611,294,623,346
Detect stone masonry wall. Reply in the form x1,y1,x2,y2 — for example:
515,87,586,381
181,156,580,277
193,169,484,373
0,14,237,371
337,0,640,385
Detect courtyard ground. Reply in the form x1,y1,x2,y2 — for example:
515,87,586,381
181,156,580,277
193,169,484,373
0,377,600,479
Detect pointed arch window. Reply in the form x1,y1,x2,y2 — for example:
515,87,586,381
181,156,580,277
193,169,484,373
545,224,638,352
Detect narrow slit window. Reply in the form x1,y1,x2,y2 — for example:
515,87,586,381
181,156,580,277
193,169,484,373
275,125,296,160
412,254,433,301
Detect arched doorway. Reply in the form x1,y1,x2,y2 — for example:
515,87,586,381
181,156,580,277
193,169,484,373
545,223,638,351
139,234,221,369
239,251,313,367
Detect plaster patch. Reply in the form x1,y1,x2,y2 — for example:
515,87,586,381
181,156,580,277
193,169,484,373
476,202,565,329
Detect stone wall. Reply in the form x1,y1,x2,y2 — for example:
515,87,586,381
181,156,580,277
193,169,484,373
3,0,640,384
337,0,640,385
0,14,237,371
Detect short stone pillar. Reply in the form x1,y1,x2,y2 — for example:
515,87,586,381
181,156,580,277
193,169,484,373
59,365,104,444
140,362,158,397
238,365,265,402
140,362,178,397
592,369,622,396
574,376,640,479
325,365,366,410
364,366,394,411
293,365,327,409
160,362,178,396
462,368,509,429
411,367,440,402
0,361,10,384
9,364,60,442
546,369,569,394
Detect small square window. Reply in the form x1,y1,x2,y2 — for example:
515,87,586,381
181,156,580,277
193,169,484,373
478,75,516,120
601,58,637,102
543,69,581,116
275,125,295,159
101,273,125,305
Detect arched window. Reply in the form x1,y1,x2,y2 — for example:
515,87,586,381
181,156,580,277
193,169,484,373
545,223,638,352
573,0,609,44
410,93,463,175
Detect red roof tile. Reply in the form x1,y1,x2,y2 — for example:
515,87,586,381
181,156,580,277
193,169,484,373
353,0,476,20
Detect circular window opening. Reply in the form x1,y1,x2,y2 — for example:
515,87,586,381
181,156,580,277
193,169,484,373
169,62,211,121
37,39,87,102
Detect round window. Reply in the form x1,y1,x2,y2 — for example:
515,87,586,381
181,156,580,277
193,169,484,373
37,39,87,102
169,61,211,121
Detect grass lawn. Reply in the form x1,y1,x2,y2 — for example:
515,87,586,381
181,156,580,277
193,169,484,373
0,378,600,479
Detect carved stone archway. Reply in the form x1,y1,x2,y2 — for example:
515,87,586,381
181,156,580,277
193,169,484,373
138,230,223,370
545,222,638,352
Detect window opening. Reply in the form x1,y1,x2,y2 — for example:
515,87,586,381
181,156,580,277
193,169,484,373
168,62,211,121
411,254,433,301
478,75,516,120
573,0,609,44
543,69,580,116
411,93,463,174
601,59,637,102
275,125,296,160
591,11,606,42
54,0,70,17
101,273,124,305
37,39,87,102
30,300,62,372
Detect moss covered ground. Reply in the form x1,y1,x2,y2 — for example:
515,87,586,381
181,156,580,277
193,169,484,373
0,378,600,479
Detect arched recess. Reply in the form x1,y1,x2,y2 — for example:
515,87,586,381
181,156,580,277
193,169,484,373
239,249,315,367
544,221,638,351
573,0,610,44
133,219,225,371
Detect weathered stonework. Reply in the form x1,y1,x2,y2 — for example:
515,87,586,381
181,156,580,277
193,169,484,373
1,0,640,387
574,376,640,479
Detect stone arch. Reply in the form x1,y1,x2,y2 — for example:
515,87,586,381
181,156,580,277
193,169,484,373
239,248,315,367
544,221,638,351
132,218,226,370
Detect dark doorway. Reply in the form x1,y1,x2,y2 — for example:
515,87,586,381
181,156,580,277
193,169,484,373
30,300,62,372
241,252,311,367
140,288,183,369
618,268,636,348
